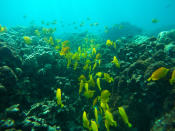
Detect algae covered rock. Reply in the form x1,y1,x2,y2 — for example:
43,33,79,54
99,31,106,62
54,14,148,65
151,107,175,131
132,35,150,45
0,83,7,95
0,45,22,68
0,66,18,87
157,29,175,44
164,42,175,57
36,52,56,65
0,46,14,59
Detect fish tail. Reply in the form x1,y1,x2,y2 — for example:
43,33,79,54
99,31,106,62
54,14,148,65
128,122,132,128
61,103,64,108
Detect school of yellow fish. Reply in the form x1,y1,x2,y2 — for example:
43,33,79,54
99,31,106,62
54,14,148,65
19,24,175,130
48,35,132,130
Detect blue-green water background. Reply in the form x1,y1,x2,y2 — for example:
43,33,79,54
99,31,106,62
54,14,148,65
1,0,175,34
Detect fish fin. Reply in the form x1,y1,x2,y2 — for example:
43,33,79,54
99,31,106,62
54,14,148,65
147,77,151,81
169,79,173,85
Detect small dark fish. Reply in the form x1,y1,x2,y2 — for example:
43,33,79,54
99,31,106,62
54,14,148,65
87,17,91,21
80,22,85,27
30,20,35,25
41,20,45,24
90,23,94,27
152,18,159,23
94,23,99,26
52,20,57,25
165,3,171,8
46,22,50,26
23,15,27,19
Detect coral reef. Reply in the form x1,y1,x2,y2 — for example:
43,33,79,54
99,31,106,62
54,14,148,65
0,25,175,131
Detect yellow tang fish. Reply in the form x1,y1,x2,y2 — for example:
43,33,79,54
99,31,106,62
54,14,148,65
61,40,69,47
83,111,90,129
96,53,101,60
60,47,70,56
56,39,61,44
88,74,96,87
92,48,96,55
34,30,40,36
96,72,103,78
73,61,78,70
0,26,7,32
97,78,101,91
72,52,80,61
66,57,71,68
84,83,89,91
118,106,132,128
112,56,120,68
103,73,114,83
78,75,86,82
92,62,97,70
78,46,81,53
169,69,175,85
147,67,169,81
91,120,98,131
79,80,84,94
100,102,109,112
100,90,111,103
105,110,117,127
83,64,89,71
84,90,95,99
92,97,98,107
89,65,92,73
55,45,60,50
106,40,113,46
94,107,98,124
56,88,64,108
105,120,110,131
23,36,32,44
48,36,54,45
98,60,101,66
